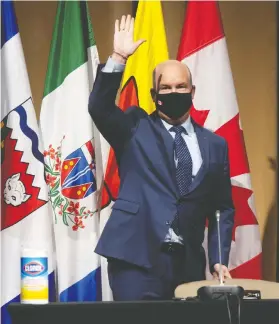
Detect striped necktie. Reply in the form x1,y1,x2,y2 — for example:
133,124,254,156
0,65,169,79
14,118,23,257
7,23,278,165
170,125,193,235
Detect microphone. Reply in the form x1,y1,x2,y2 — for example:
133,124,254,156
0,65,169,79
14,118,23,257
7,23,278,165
197,210,244,301
216,210,224,286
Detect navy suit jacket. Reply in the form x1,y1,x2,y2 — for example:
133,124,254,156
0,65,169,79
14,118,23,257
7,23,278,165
88,66,234,282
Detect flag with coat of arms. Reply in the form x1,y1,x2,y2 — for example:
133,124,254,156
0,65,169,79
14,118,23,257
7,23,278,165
39,0,102,301
1,1,55,323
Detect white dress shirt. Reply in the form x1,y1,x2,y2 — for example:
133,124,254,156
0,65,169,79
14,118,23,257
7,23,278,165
102,58,203,244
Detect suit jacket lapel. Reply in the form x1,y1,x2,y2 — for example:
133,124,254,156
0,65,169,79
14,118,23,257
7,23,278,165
188,121,210,193
152,115,210,196
152,114,179,197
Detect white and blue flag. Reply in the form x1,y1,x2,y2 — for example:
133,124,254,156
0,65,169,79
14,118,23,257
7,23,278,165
1,1,56,322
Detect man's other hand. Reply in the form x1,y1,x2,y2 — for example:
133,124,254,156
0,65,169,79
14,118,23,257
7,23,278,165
213,263,232,283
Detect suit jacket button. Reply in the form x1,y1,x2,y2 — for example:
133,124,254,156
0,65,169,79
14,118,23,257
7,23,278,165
177,197,183,204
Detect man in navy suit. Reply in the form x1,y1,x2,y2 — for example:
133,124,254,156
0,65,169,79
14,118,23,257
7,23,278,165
89,15,234,301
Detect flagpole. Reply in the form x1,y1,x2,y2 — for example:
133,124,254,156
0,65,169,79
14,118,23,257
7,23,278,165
132,0,138,18
276,0,279,284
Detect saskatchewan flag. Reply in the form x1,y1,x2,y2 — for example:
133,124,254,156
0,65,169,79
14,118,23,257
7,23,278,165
40,1,101,301
119,0,169,113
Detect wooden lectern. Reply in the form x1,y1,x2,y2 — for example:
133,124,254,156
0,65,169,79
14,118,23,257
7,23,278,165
175,279,279,299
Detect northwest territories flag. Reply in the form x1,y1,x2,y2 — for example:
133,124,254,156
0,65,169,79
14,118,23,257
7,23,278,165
1,1,55,323
39,0,101,301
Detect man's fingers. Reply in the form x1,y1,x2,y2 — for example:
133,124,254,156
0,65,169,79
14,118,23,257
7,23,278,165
224,271,232,279
222,267,232,279
125,15,131,31
120,15,126,30
212,265,232,282
115,19,119,33
128,17,134,34
212,272,219,280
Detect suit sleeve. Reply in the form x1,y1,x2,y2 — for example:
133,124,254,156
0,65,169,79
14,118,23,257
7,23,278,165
88,64,136,153
208,141,235,273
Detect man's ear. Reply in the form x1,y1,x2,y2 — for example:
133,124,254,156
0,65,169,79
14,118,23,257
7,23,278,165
150,88,156,102
191,85,196,100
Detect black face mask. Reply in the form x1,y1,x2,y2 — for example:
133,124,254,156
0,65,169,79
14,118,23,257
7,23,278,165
155,92,193,120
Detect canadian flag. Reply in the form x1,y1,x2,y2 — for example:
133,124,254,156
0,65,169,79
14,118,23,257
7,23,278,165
177,1,262,279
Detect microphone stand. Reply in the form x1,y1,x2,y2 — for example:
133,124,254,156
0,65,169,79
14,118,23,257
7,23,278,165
197,210,244,301
216,210,224,286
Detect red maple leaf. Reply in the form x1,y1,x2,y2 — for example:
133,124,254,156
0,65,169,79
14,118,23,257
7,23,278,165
190,105,210,127
191,109,250,178
198,110,258,242
215,113,250,177
205,185,258,239
231,185,258,241
230,254,262,279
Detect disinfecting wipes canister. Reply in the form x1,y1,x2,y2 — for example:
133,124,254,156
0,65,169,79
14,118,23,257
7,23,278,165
21,249,48,304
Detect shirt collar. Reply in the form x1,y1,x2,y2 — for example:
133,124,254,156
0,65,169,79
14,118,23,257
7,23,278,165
161,116,194,135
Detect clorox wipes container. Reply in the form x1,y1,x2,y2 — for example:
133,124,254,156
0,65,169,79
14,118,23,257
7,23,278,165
21,249,48,304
